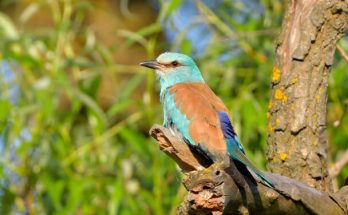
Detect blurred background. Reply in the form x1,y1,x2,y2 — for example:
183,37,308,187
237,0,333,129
0,0,347,214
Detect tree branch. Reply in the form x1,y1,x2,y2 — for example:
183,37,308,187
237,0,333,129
149,125,347,214
336,44,348,63
330,149,348,178
149,124,202,173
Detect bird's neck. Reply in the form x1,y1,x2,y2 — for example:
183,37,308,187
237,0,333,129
158,67,204,100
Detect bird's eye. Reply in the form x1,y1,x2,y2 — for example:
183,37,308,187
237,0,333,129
171,61,178,66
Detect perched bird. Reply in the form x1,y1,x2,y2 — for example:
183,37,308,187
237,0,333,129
140,52,273,188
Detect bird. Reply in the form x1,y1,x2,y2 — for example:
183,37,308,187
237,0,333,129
140,52,273,188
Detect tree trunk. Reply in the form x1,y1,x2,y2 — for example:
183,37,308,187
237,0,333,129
149,0,348,214
267,0,348,192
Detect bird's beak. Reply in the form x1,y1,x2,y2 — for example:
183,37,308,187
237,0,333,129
139,60,161,70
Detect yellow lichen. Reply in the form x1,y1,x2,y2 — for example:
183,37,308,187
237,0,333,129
266,112,270,119
312,139,318,146
276,118,281,125
279,153,288,161
274,89,287,103
206,163,216,171
291,78,298,84
272,67,281,82
268,101,273,109
267,123,273,133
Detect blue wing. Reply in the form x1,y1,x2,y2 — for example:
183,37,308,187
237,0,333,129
218,112,245,154
218,111,274,188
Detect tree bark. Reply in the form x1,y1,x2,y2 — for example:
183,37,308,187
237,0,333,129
267,0,348,191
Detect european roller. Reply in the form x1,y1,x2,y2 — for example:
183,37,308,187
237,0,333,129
140,52,273,188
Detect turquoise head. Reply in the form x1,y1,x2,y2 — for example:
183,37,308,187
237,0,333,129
140,52,204,93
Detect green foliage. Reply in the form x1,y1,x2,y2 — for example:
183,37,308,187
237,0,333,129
0,0,347,214
0,1,180,214
328,41,348,185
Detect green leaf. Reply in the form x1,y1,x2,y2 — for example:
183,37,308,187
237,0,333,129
0,12,18,39
119,127,151,156
107,100,133,117
160,0,183,20
0,99,11,122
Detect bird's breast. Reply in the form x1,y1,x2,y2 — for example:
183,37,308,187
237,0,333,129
161,83,230,156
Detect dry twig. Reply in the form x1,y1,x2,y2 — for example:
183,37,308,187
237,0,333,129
330,149,348,178
336,44,348,63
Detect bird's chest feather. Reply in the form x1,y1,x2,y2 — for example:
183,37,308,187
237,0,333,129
160,83,230,158
161,89,196,145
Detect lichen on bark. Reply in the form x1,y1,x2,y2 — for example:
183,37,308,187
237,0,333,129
267,0,348,191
